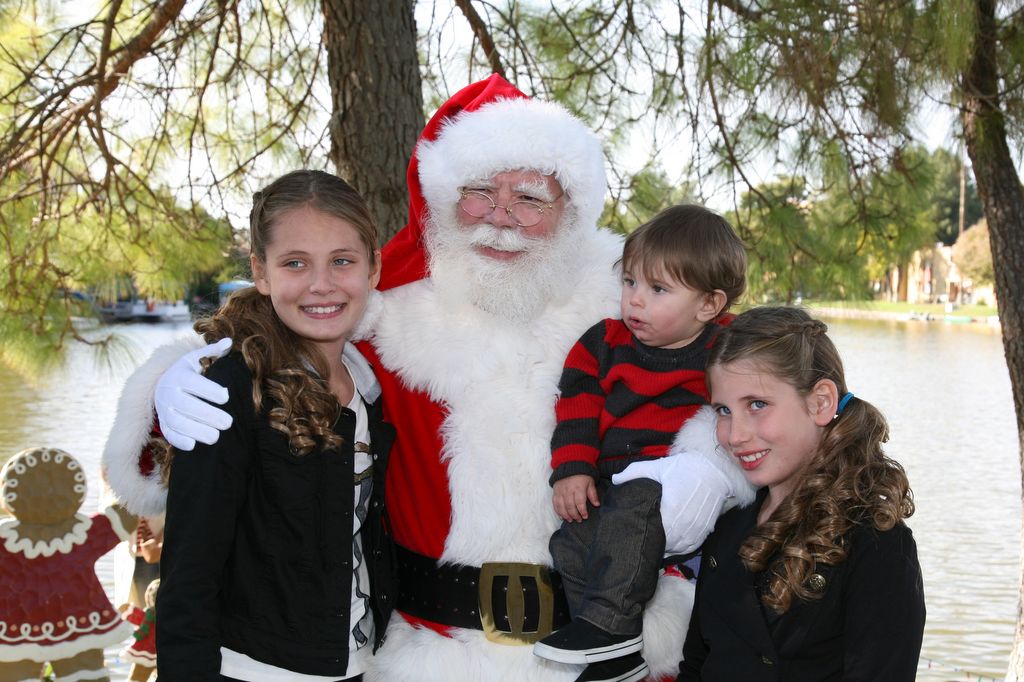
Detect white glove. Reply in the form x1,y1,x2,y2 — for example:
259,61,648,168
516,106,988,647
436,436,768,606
612,450,733,555
154,337,234,450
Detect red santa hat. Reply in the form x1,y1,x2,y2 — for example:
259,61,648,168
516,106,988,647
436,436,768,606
378,74,608,291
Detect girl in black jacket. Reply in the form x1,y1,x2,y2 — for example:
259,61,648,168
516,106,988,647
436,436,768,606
158,170,394,681
679,306,924,681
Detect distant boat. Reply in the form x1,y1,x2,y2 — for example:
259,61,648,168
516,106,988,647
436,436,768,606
85,279,195,324
97,300,135,323
61,289,131,325
130,299,192,323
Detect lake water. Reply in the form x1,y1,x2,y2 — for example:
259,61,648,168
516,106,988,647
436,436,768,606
0,318,1017,681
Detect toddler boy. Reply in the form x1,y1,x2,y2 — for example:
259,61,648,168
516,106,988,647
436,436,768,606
534,205,751,682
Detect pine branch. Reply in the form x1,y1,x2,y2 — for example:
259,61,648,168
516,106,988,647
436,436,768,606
0,0,187,179
454,0,506,77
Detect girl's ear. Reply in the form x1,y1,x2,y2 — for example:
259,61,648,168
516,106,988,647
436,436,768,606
809,378,840,426
369,249,382,289
697,290,728,322
251,254,270,295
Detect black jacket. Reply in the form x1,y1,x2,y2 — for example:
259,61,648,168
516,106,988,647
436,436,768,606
679,488,925,681
157,350,396,680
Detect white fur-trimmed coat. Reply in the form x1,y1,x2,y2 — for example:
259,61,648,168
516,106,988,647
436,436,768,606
361,228,742,682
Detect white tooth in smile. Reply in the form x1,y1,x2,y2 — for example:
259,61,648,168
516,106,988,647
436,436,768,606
740,450,767,463
305,305,340,314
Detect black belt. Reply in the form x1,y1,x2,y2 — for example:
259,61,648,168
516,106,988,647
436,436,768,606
395,544,571,644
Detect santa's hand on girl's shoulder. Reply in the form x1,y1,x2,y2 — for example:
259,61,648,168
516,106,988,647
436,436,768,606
154,337,234,450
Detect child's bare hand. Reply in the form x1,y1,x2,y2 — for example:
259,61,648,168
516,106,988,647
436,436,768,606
552,474,600,522
139,537,163,564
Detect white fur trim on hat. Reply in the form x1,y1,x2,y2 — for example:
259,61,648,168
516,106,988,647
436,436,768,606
416,97,608,232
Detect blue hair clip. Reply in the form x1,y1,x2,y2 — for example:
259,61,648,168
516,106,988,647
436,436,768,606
835,392,855,417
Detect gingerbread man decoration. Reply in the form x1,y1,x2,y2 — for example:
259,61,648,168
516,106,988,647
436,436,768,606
0,447,137,681
120,578,157,681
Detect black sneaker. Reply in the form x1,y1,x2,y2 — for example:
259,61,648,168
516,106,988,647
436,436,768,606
532,619,643,664
575,654,649,682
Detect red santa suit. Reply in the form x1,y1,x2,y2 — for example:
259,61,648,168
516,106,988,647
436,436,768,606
103,76,746,681
351,76,694,681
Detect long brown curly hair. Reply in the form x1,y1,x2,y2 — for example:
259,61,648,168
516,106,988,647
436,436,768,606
706,306,914,613
195,170,379,456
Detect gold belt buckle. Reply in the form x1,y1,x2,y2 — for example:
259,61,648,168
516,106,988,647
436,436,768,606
478,561,555,645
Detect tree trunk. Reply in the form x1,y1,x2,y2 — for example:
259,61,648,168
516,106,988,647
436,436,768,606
960,2,1024,677
897,263,909,302
321,0,423,244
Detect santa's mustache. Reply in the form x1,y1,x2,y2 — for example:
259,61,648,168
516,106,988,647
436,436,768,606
466,224,541,254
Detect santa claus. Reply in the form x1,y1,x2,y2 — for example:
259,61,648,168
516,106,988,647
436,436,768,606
104,75,742,681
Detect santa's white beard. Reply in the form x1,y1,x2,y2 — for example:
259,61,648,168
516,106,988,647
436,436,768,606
424,206,583,323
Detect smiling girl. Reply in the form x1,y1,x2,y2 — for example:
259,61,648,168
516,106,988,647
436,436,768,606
678,306,925,681
157,170,394,681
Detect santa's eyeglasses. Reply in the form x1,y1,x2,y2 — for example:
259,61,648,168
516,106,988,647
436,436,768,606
457,187,563,228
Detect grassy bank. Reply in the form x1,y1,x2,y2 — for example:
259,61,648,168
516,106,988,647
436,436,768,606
805,299,998,319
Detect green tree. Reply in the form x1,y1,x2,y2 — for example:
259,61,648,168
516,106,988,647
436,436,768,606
731,176,820,303
932,147,984,245
0,0,420,374
601,167,696,235
857,145,946,302
0,174,232,373
731,145,939,304
954,218,995,285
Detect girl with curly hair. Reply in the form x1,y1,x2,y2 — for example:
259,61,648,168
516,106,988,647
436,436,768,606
158,170,394,681
678,306,925,681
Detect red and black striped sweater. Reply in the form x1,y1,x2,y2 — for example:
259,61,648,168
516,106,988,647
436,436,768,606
550,318,719,485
